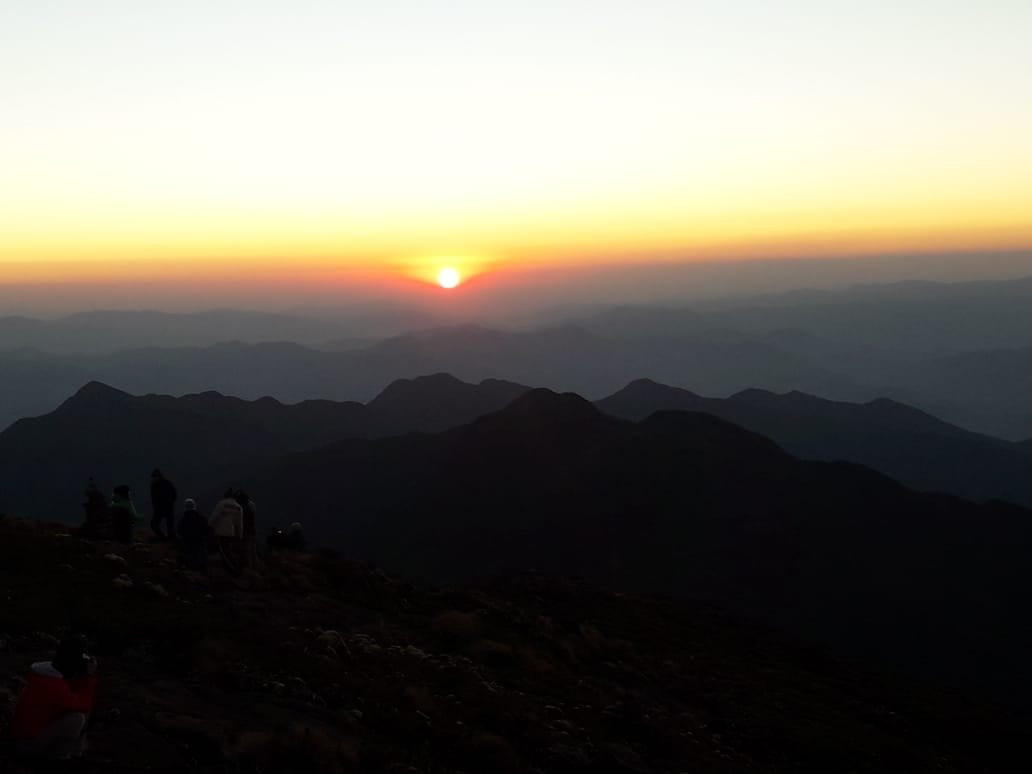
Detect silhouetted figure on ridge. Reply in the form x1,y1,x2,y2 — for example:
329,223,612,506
12,633,99,760
149,468,178,540
177,497,209,572
108,484,137,543
234,489,257,568
286,522,306,552
211,488,244,572
77,477,110,540
266,522,306,552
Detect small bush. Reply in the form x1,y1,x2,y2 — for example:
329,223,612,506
431,610,481,642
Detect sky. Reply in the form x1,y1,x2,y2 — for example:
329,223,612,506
1,0,1031,306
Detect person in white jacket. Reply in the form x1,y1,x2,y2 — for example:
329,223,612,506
210,489,244,571
210,489,243,538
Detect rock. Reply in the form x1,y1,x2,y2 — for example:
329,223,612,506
600,742,652,774
144,581,169,598
315,631,352,659
104,553,128,568
316,629,345,647
404,645,428,660
548,743,592,768
112,574,134,589
31,632,59,647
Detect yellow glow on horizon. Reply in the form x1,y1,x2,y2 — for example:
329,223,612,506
2,3,1032,286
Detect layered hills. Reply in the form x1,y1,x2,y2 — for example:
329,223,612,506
5,377,1032,700
235,389,1032,699
5,276,1032,438
0,375,530,523
4,373,1031,530
596,378,1032,506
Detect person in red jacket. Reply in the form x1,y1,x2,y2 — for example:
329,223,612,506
12,633,99,759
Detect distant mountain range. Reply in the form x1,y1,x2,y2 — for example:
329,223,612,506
5,275,1032,438
5,372,1032,525
5,376,1032,698
596,378,1032,506
0,374,529,523
0,307,446,354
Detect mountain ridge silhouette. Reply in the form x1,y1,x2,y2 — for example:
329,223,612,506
596,377,1032,506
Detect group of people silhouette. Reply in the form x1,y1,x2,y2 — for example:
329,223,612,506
3,473,310,764
77,468,306,574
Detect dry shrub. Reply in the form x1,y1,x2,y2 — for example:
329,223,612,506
193,637,238,675
515,646,558,676
431,610,481,642
236,722,358,774
454,731,521,774
465,639,516,669
402,682,438,714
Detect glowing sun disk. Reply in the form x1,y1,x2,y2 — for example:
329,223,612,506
438,267,460,288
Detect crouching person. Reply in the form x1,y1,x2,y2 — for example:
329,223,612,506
13,634,99,760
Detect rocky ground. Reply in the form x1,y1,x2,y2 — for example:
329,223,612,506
0,515,1027,773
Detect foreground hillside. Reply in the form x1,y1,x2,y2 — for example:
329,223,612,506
1,517,1026,773
239,390,1032,702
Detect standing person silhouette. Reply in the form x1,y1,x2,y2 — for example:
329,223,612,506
234,490,258,568
109,484,137,543
149,468,178,540
210,488,244,572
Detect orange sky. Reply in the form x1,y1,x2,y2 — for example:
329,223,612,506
2,2,1031,295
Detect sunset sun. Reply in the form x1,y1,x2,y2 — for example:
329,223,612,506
437,267,461,289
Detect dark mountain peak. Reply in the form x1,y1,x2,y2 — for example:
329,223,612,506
366,373,533,434
63,381,132,407
620,378,699,398
627,377,663,388
368,373,469,406
728,388,826,407
727,387,780,403
469,388,616,440
865,396,926,412
595,379,706,421
502,387,601,419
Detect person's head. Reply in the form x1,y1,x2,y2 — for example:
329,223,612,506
151,468,162,479
184,498,196,511
113,484,131,499
224,487,235,499
52,633,91,679
289,522,302,533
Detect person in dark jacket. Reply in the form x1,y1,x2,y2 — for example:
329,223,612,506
13,633,99,760
177,497,209,571
109,484,138,543
149,468,178,540
234,490,258,568
78,477,110,539
286,522,306,551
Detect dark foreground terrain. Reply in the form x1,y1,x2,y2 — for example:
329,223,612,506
1,517,1026,773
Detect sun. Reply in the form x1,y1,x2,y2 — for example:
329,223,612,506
437,266,461,289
